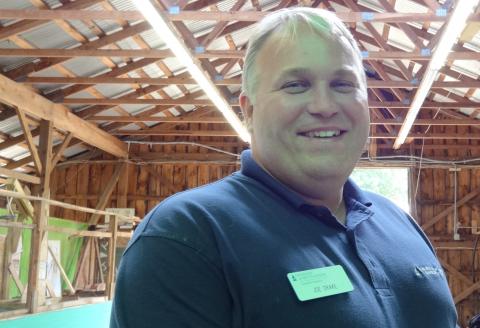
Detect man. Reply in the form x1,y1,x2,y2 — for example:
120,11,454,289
111,7,458,327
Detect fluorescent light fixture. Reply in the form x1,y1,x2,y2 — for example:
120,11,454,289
393,0,479,149
131,0,251,143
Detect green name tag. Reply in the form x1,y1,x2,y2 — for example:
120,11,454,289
287,265,354,301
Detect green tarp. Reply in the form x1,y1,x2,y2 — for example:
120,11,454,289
0,208,87,298
0,301,112,328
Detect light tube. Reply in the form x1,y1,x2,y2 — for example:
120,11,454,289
393,0,479,149
131,0,251,143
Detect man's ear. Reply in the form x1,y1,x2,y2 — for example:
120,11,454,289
239,92,254,133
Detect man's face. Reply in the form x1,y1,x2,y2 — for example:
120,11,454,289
241,27,370,195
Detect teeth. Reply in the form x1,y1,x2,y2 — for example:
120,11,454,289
304,130,341,138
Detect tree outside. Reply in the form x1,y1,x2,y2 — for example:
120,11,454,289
350,168,410,213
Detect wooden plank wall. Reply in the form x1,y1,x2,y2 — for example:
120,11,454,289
412,167,480,326
49,161,239,222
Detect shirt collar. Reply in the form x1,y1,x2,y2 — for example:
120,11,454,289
239,149,372,209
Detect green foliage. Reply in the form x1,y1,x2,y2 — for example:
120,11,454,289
350,168,410,212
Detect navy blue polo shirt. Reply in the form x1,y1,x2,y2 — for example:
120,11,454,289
111,150,457,328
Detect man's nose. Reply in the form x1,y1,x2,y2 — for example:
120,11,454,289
307,85,339,118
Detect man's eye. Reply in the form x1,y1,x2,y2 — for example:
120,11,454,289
280,81,310,94
331,80,356,93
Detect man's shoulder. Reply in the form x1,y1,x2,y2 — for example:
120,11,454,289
161,171,259,206
133,172,261,238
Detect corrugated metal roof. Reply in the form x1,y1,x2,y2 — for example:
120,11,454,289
20,21,77,49
0,0,32,27
0,144,28,162
0,116,21,135
110,0,138,11
451,62,479,80
0,0,477,164
43,0,63,9
61,57,111,79
62,144,87,158
66,20,100,42
92,84,135,99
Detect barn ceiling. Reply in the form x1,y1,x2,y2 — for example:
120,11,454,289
0,0,479,178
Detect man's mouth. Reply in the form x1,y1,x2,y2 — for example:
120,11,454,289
298,130,345,139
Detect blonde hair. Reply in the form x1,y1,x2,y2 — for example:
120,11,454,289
242,8,364,103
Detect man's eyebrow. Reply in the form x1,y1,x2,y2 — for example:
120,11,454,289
276,68,311,82
332,68,358,77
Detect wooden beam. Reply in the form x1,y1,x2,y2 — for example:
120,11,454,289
0,0,104,41
0,219,25,298
61,98,213,106
87,116,480,125
421,189,480,231
90,116,228,123
0,73,127,158
115,129,480,139
45,225,130,239
0,128,41,152
8,264,25,295
367,80,480,89
369,133,480,140
51,132,73,168
7,179,35,218
23,77,480,89
131,152,239,162
438,258,472,286
47,245,75,295
370,119,480,126
5,22,151,80
0,167,40,184
45,57,159,101
116,163,128,208
24,76,241,86
454,281,480,304
27,119,53,313
88,162,126,225
106,215,118,300
15,108,42,175
60,99,480,109
0,9,478,23
114,129,239,137
0,48,244,59
0,189,137,221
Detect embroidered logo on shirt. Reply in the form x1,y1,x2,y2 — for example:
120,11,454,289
414,265,444,278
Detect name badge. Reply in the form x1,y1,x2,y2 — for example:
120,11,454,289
287,265,354,301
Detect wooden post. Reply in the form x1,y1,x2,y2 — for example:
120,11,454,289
116,162,129,208
47,245,75,295
26,119,53,313
408,166,419,220
0,224,22,299
2,180,34,300
88,162,126,225
106,215,118,300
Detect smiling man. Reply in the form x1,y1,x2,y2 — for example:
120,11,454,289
111,8,458,328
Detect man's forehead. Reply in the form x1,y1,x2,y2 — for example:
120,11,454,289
258,36,359,76
259,29,354,62
278,67,358,77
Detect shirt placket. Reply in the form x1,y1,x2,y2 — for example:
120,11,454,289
346,206,391,296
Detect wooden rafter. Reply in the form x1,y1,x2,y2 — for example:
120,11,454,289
0,9,479,23
15,108,42,175
2,48,479,61
51,132,73,168
0,74,127,158
88,162,127,225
